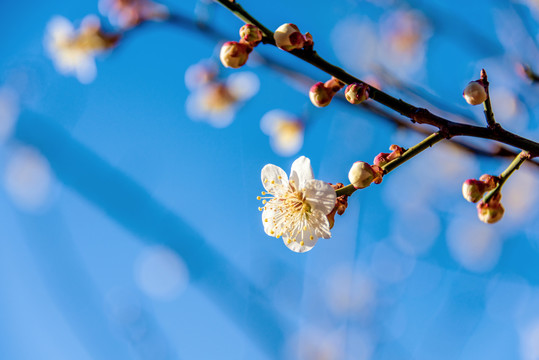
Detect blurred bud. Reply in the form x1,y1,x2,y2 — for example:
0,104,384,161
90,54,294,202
240,24,263,46
309,82,333,107
477,193,504,224
220,41,252,68
463,80,487,105
345,83,369,104
478,174,497,191
274,23,312,51
348,161,375,189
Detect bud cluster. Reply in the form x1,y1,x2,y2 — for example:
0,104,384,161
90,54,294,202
220,24,263,69
309,77,345,107
461,174,497,203
273,23,313,52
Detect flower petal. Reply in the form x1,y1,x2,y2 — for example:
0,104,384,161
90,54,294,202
283,235,318,253
304,179,336,215
261,164,288,193
262,207,279,237
289,156,314,189
310,209,332,239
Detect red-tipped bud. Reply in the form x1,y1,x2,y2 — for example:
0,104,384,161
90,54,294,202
309,82,333,107
348,161,375,189
477,193,504,224
274,23,312,51
373,145,404,166
324,77,345,93
478,174,497,191
463,80,487,105
219,41,252,68
345,83,369,104
239,24,263,46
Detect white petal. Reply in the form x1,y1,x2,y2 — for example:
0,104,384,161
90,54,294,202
290,156,313,189
261,164,288,193
310,209,332,239
261,207,279,237
304,179,336,215
283,235,318,253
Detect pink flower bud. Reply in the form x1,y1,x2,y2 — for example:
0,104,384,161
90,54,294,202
345,83,369,104
324,77,345,93
478,174,497,191
240,24,263,46
219,41,252,69
274,23,309,51
462,179,485,203
309,82,333,107
463,80,487,105
348,161,375,189
477,194,504,224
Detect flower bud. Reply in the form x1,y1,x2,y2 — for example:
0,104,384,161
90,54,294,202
348,161,375,189
219,41,252,69
240,24,263,46
274,23,307,51
345,83,369,104
477,196,505,224
463,80,487,105
309,82,333,107
324,77,345,93
462,179,485,203
478,174,497,191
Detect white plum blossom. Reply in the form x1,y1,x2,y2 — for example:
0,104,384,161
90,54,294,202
44,15,118,83
259,156,336,253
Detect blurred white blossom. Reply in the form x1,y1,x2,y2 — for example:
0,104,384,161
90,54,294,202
260,109,304,156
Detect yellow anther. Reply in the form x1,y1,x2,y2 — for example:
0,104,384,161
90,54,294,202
309,235,314,240
262,200,267,204
271,180,275,184
261,191,266,195
300,241,304,246
287,239,291,244
303,226,307,231
270,230,274,235
257,196,261,200
264,218,268,222
276,234,281,238
258,207,263,211
278,176,282,179
264,179,268,183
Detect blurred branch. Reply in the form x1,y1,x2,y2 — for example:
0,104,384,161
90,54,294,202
214,0,539,158
14,112,289,358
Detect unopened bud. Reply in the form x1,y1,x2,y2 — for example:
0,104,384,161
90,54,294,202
240,24,263,46
348,161,375,189
219,41,252,68
309,82,333,107
345,83,369,104
478,174,497,191
477,195,504,224
274,23,309,51
462,179,485,203
463,80,487,105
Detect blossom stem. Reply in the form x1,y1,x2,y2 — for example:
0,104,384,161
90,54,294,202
336,132,445,197
381,132,445,174
481,69,498,129
483,150,530,203
213,0,539,156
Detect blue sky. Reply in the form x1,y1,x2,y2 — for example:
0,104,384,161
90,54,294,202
1,0,539,359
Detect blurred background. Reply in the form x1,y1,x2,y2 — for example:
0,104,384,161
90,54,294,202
1,0,539,359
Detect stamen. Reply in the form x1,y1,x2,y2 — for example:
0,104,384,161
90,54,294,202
300,241,304,246
262,200,267,204
278,176,282,179
286,239,291,244
258,207,263,211
271,180,275,184
261,191,266,195
309,235,314,240
257,196,261,200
